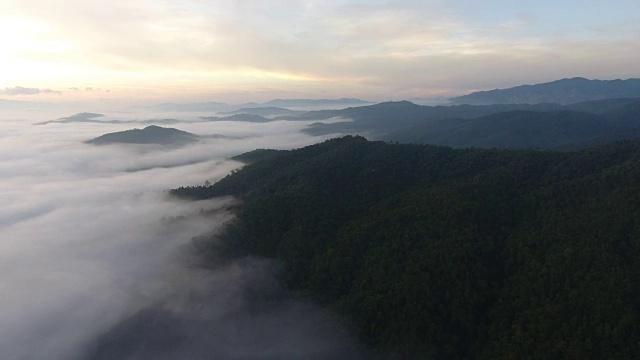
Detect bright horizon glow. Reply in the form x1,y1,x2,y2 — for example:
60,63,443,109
1,0,639,104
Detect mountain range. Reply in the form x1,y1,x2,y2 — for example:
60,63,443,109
449,77,640,105
217,107,304,117
149,98,371,112
383,98,640,149
270,97,640,150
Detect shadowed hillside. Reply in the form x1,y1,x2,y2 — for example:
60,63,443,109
171,136,640,359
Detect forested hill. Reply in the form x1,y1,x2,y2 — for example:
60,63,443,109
171,136,640,359
382,107,640,150
86,125,199,145
294,97,640,149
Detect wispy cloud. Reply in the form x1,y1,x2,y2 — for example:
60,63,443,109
0,86,62,96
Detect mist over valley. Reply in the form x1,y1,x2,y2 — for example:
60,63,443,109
0,107,365,359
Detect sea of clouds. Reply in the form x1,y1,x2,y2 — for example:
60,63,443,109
0,107,366,359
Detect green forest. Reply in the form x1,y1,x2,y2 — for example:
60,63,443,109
171,136,640,359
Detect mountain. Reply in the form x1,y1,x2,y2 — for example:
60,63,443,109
171,136,640,359
564,97,640,114
272,98,640,149
86,125,199,145
282,101,564,136
35,112,120,125
199,114,272,123
148,102,232,112
383,102,640,149
146,98,371,113
258,98,371,108
218,107,304,117
36,113,192,126
383,110,607,149
450,77,640,105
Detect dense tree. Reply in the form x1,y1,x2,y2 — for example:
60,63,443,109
171,136,640,359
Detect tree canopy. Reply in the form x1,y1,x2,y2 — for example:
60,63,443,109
172,136,640,359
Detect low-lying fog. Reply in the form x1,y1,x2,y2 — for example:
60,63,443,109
0,108,366,359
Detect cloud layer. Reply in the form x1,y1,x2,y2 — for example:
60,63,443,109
1,0,638,102
0,107,362,359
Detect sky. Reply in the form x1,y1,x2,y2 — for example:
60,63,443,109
1,0,639,104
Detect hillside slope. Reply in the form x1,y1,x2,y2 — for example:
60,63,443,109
383,103,640,149
172,136,640,359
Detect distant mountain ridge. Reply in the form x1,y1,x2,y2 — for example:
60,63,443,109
218,107,303,117
293,100,565,136
277,97,640,150
450,77,640,105
258,98,370,108
382,109,634,150
148,98,371,112
198,114,272,123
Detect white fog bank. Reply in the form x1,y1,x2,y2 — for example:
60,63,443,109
0,108,364,359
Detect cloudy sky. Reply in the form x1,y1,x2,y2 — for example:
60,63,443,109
1,0,639,103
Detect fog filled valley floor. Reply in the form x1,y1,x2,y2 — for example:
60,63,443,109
0,110,367,360
2,102,640,359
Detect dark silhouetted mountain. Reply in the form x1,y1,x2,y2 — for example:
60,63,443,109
171,136,640,359
596,97,640,127
285,101,563,136
383,106,640,150
564,97,640,114
86,125,199,145
450,77,640,105
279,98,640,149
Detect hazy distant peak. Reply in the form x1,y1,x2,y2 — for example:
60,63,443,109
146,98,371,112
373,100,419,107
218,107,302,117
219,114,271,122
258,98,371,108
450,78,640,105
65,112,105,120
34,112,108,125
149,102,232,112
